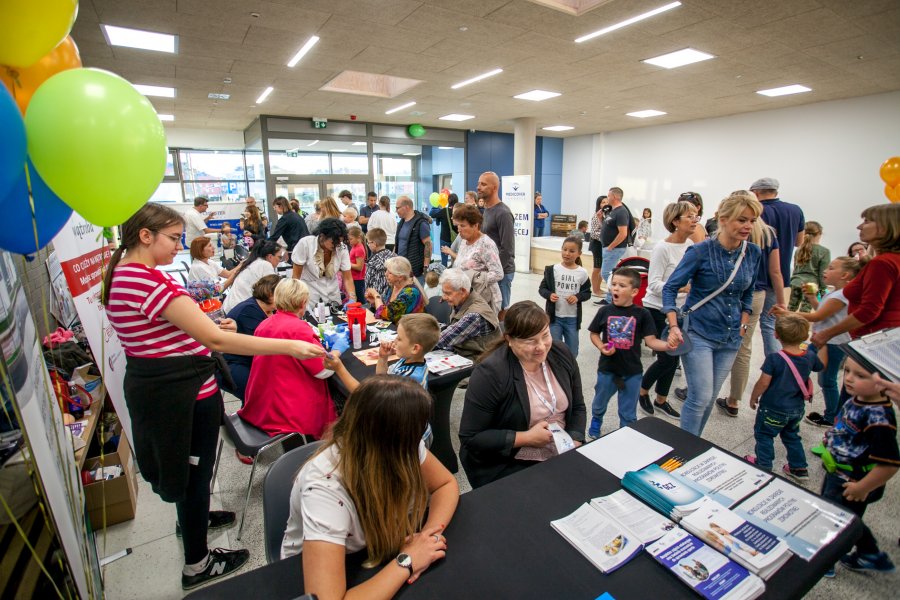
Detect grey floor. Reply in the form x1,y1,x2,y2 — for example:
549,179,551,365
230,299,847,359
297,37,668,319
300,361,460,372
101,271,897,599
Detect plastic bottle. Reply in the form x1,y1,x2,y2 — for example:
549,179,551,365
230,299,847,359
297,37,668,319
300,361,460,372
351,323,362,350
317,300,326,323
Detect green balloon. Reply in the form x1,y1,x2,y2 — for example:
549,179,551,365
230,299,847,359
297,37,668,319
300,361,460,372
408,123,426,138
429,192,440,207
25,68,167,227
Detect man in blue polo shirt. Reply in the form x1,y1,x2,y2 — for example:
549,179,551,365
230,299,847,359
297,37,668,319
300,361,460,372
750,177,805,356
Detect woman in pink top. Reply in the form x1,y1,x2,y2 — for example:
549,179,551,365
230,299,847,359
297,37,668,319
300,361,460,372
240,279,337,439
102,203,324,591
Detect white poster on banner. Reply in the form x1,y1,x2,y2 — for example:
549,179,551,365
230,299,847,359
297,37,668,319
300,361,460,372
501,175,532,273
0,251,97,599
51,216,131,445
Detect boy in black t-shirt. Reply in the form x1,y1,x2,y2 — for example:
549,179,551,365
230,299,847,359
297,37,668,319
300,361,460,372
587,268,671,439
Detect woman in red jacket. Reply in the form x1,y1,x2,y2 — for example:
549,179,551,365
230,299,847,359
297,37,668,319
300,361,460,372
811,204,900,345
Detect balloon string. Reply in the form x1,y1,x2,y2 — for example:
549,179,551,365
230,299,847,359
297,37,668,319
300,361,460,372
23,162,43,257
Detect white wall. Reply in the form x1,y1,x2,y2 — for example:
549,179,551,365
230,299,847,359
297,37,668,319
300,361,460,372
561,91,900,257
164,127,245,150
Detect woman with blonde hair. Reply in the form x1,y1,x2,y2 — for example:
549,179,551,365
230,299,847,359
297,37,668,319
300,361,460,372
282,376,458,597
662,193,763,435
318,195,343,221
365,256,426,323
788,221,829,312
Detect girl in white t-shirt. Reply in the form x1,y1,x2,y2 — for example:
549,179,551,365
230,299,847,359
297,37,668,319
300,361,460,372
774,256,862,427
282,376,458,596
538,236,590,357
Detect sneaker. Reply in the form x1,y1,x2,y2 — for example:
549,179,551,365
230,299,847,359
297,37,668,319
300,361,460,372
638,394,654,416
587,417,601,440
743,455,757,465
715,397,739,417
805,412,831,427
181,548,250,590
592,298,608,306
176,511,236,538
823,567,835,578
656,401,681,419
235,449,253,465
839,551,896,573
782,464,809,481
674,387,687,401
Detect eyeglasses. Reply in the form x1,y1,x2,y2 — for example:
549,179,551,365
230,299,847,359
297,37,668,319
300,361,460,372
679,192,698,202
155,231,182,243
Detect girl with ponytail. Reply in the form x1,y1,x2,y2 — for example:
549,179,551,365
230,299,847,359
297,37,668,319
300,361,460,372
788,221,829,312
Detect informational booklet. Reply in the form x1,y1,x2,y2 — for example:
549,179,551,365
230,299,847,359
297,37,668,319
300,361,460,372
622,464,707,520
733,479,853,561
424,350,473,375
646,529,765,600
672,449,773,508
578,427,673,478
680,497,792,579
590,489,677,544
550,503,644,574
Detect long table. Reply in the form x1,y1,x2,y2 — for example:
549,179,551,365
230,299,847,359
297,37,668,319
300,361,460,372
186,417,860,600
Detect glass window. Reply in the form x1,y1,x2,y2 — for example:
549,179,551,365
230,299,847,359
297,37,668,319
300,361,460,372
149,182,183,203
180,150,246,180
268,152,329,175
248,181,267,204
165,151,177,178
245,151,265,180
184,181,247,203
331,153,368,175
325,183,368,207
379,157,412,177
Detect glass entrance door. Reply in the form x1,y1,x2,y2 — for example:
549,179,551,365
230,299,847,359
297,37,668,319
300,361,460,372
274,182,321,215
325,182,368,210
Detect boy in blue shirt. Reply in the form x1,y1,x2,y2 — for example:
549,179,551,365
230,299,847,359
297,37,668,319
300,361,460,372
745,314,824,479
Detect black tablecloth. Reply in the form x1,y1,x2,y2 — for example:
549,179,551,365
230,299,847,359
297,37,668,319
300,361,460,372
186,418,860,600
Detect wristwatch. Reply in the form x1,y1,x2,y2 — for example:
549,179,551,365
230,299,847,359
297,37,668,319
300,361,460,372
396,553,413,577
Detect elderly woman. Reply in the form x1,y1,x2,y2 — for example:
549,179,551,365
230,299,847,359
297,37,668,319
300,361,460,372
365,256,425,324
678,191,708,244
187,237,237,289
239,279,337,439
458,301,586,488
291,217,356,306
452,203,504,313
433,268,502,358
222,240,284,314
663,193,763,436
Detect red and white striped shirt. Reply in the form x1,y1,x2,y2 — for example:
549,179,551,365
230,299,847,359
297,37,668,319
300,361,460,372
106,263,218,399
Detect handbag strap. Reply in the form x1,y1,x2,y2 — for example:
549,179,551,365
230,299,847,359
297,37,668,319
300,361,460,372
778,350,813,400
685,241,747,314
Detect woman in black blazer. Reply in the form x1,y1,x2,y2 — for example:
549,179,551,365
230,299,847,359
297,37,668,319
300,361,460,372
458,301,586,488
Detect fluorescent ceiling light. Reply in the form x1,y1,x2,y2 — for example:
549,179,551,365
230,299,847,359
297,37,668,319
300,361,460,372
287,35,320,67
575,1,681,43
514,90,561,102
451,68,503,90
643,48,714,69
307,140,319,147
157,114,175,122
385,101,416,115
756,84,812,97
627,109,667,118
437,146,454,150
403,153,421,156
352,142,367,146
439,113,475,121
255,86,274,104
133,84,175,98
542,125,574,132
103,25,177,53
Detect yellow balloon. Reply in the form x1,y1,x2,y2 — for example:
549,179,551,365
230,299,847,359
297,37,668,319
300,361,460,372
0,0,78,68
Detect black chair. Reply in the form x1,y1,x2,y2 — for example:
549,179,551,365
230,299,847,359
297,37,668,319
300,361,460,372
424,296,451,324
262,441,324,564
210,413,309,540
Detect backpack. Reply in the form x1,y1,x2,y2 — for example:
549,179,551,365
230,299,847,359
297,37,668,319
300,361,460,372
621,203,638,246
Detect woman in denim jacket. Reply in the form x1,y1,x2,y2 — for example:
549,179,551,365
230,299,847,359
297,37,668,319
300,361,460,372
663,193,763,436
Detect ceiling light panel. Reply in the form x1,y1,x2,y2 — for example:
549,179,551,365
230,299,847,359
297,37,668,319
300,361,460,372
575,2,681,43
514,90,561,102
385,101,416,115
643,48,715,69
256,86,274,104
157,114,175,121
627,110,667,118
542,125,574,131
451,68,503,90
439,114,475,121
287,36,319,67
103,25,177,53
133,84,175,98
756,84,812,97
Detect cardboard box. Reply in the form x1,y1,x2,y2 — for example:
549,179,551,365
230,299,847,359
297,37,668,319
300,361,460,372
83,433,138,529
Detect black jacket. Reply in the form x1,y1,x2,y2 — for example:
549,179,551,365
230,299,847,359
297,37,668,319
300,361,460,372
124,354,223,502
268,210,310,252
538,264,592,329
396,210,430,276
458,342,586,489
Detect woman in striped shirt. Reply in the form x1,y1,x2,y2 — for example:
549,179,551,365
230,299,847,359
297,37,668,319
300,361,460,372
102,202,324,591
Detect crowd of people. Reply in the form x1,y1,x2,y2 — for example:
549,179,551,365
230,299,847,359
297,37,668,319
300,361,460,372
103,176,899,595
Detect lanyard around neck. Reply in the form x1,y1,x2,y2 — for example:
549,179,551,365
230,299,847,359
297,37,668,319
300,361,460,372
525,362,559,416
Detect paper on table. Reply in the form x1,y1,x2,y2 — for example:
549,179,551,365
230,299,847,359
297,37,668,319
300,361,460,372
577,427,673,478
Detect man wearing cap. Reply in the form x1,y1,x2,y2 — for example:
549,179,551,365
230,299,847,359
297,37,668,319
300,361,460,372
750,177,805,356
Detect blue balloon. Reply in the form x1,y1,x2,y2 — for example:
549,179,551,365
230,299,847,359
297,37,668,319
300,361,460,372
0,87,26,198
0,159,73,254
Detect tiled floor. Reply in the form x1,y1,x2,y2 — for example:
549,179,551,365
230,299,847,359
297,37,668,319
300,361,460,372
102,271,898,599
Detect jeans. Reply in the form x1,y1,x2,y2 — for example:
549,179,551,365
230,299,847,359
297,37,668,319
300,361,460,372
679,332,741,436
440,249,452,267
821,472,881,555
499,272,514,309
549,316,580,357
641,307,680,397
753,405,806,470
759,288,781,357
819,344,846,423
592,371,642,430
727,290,766,402
602,247,627,303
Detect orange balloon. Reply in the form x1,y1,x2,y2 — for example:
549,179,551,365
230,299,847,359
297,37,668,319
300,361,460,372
880,156,900,187
886,184,899,202
1,36,81,114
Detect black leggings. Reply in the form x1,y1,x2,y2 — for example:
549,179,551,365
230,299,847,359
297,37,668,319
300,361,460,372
641,307,680,397
175,392,223,564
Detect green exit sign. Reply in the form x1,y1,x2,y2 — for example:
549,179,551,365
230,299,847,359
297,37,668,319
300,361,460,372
312,117,327,129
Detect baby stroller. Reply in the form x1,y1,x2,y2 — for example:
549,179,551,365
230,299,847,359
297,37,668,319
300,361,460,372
614,255,650,307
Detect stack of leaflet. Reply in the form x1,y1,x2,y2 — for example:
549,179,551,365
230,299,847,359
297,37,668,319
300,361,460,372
670,449,772,509
680,497,792,579
647,528,765,600
622,464,707,521
550,503,644,574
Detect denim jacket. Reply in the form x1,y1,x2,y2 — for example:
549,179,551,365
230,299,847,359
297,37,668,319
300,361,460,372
662,239,762,345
